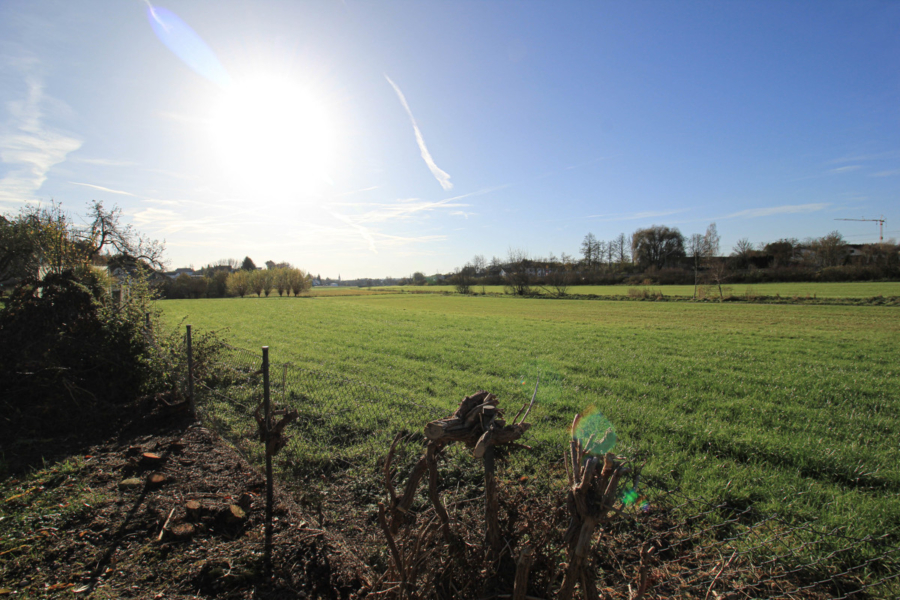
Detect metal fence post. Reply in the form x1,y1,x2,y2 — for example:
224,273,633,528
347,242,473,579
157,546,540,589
186,325,195,415
263,346,273,573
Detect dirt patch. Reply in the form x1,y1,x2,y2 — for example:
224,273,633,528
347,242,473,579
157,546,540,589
0,400,370,599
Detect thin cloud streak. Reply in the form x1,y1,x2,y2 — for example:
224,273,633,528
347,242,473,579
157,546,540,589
331,211,378,253
131,206,238,236
0,74,82,204
723,203,830,219
334,184,508,224
328,210,448,254
337,185,380,197
385,74,453,191
69,181,137,196
829,165,861,174
827,151,900,164
69,156,137,167
583,209,687,222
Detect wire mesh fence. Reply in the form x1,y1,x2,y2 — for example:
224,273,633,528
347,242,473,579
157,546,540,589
171,326,898,599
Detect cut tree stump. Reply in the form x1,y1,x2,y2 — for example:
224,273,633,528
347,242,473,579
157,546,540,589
225,504,246,524
146,472,167,488
169,523,195,539
140,452,164,467
185,500,202,521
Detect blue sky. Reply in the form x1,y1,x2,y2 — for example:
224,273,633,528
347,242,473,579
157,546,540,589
1,1,898,278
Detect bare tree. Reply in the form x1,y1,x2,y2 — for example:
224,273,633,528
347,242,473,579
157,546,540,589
274,268,289,296
764,238,798,268
631,225,685,269
2,201,165,285
597,239,608,270
226,270,251,297
250,270,265,297
688,233,706,298
731,237,755,270
687,223,720,298
214,258,241,270
704,223,720,257
504,247,532,296
289,268,310,296
471,254,486,276
450,263,476,294
581,233,598,269
812,231,847,267
541,260,574,297
617,232,629,265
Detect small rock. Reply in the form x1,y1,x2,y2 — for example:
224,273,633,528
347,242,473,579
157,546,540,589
146,472,167,488
119,478,143,489
170,523,195,539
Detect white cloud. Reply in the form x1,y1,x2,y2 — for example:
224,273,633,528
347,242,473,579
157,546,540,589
131,206,238,236
328,210,448,254
69,181,137,196
69,156,137,167
871,169,900,177
0,74,82,204
829,165,861,174
333,185,505,225
330,211,379,253
724,203,830,219
385,75,453,191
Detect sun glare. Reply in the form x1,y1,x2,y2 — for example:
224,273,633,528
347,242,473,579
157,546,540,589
208,75,336,196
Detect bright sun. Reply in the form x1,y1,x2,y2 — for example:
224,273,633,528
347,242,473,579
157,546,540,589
208,75,335,196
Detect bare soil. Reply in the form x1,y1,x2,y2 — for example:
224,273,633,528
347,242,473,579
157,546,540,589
0,397,370,599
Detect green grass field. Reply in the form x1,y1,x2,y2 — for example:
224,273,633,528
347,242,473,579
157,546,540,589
159,293,900,547
365,280,900,298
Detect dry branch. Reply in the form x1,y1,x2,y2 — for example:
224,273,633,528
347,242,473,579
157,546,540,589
513,545,535,600
559,424,636,600
253,401,299,456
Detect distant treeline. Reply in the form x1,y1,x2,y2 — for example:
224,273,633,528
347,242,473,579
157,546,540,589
443,225,900,296
161,257,311,299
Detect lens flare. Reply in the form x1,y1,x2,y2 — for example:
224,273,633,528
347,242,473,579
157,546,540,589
572,408,617,456
147,5,232,88
620,487,640,506
517,359,563,404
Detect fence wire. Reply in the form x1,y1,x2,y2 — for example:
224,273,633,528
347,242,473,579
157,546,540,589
174,333,898,600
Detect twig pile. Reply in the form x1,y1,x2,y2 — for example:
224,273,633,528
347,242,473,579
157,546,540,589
373,389,657,600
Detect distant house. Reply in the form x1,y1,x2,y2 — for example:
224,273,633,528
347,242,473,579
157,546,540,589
206,265,233,274
166,267,197,279
107,266,136,302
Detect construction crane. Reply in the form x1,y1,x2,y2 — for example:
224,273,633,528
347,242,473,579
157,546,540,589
835,216,886,243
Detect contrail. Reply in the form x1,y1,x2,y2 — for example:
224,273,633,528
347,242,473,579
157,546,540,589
330,211,378,253
385,75,453,191
69,182,137,196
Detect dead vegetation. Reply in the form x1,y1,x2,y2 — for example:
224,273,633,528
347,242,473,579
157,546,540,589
369,388,658,599
0,389,889,599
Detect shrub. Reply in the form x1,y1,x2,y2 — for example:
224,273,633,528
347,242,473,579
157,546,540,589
0,267,173,438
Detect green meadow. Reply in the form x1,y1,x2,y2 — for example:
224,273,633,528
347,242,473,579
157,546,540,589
367,280,900,299
159,294,900,546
